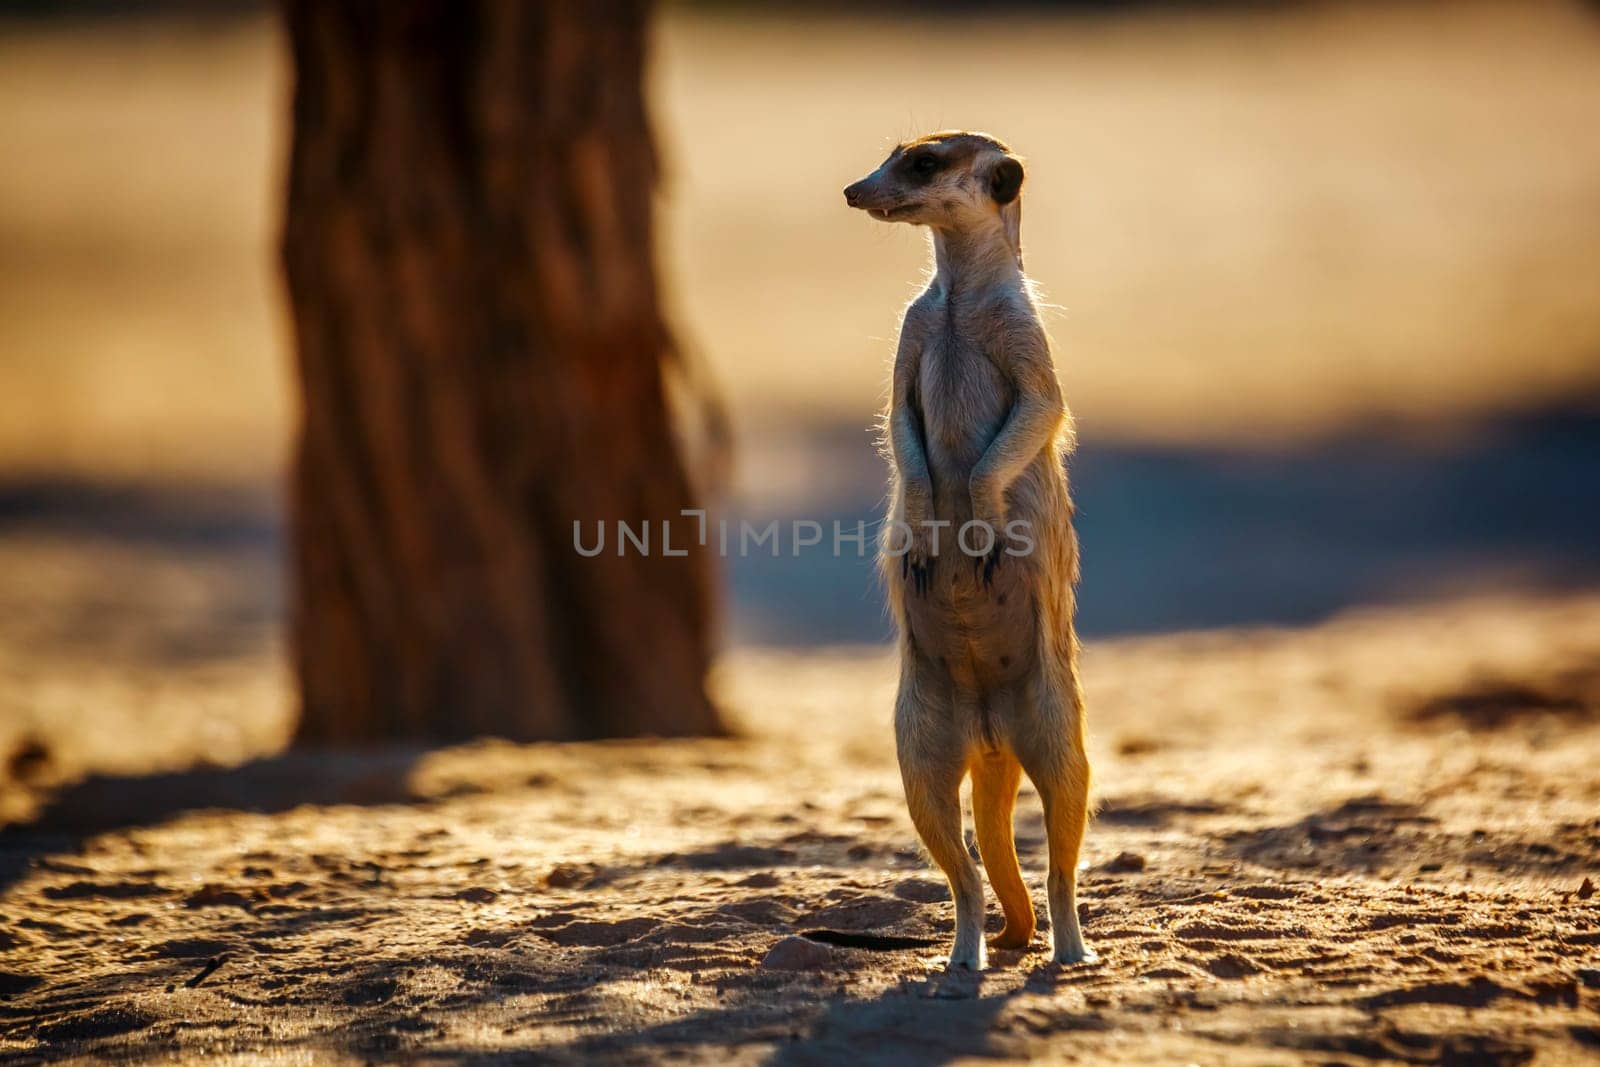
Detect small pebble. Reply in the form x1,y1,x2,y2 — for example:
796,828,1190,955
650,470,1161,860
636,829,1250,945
544,864,593,890
892,878,949,903
760,936,834,971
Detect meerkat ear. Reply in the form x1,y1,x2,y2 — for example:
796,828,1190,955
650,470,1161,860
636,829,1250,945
990,156,1024,205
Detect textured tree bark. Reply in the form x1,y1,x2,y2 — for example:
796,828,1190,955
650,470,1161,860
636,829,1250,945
281,1,721,743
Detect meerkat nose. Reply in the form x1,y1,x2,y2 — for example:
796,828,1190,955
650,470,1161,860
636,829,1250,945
843,181,866,207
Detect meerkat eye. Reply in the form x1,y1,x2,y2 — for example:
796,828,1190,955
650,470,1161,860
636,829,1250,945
912,152,940,176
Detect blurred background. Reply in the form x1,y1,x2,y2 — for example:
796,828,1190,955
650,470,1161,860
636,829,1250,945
1,0,1598,775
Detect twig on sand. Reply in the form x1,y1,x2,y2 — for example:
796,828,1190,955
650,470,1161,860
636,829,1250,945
183,957,226,989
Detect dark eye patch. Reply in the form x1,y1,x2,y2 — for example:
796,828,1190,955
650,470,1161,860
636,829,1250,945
906,151,943,182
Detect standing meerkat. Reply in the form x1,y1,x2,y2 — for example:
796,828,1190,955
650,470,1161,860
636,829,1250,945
843,132,1093,970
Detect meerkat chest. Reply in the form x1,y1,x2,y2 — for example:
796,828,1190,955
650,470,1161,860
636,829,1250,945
917,303,1014,462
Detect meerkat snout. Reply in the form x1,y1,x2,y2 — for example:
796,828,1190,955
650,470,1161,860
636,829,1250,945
843,131,1025,228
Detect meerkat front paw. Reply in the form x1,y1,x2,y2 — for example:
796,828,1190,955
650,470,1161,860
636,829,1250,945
900,515,937,596
979,543,1007,588
968,498,1010,589
970,486,1008,544
901,552,934,596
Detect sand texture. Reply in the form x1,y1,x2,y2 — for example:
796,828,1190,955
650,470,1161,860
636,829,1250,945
3,594,1598,1064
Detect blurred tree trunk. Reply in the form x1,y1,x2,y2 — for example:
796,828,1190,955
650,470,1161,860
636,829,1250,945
280,2,721,743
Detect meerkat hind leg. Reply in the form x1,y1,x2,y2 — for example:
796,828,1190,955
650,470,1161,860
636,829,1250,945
901,759,985,969
896,688,985,970
1017,712,1095,965
971,750,1035,950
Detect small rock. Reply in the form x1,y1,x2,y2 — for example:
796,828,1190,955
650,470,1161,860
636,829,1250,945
1105,851,1147,874
185,885,254,910
544,864,594,890
454,886,498,904
922,974,979,999
760,935,834,971
1577,967,1600,989
1206,954,1262,979
1578,877,1595,900
1418,862,1442,873
892,878,949,903
737,872,781,889
1115,735,1160,757
5,737,52,784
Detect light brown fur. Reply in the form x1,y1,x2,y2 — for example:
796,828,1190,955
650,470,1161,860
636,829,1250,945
844,131,1092,969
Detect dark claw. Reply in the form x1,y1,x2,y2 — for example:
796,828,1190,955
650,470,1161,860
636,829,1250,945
982,546,1002,588
905,557,934,596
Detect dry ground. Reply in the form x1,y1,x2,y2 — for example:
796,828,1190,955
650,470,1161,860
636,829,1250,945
2,592,1599,1064
3,3,1600,1064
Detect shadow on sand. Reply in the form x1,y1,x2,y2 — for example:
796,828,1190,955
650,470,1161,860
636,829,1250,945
0,750,425,895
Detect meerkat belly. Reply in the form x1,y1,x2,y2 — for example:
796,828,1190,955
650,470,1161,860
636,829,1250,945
919,339,1014,519
905,327,1039,689
904,572,1038,691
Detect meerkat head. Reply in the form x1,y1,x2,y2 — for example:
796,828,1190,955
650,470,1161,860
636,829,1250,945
842,131,1024,233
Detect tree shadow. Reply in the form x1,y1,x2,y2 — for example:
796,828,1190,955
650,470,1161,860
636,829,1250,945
0,749,425,894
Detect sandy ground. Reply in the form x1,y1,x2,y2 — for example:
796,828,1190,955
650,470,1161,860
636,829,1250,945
2,591,1598,1064
2,3,1599,1063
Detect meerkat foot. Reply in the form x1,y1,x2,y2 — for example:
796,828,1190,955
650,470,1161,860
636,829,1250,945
988,925,1032,951
1052,942,1098,966
1051,917,1096,966
946,899,986,970
947,940,986,971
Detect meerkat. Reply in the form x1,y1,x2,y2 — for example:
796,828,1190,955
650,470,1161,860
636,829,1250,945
843,132,1092,970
